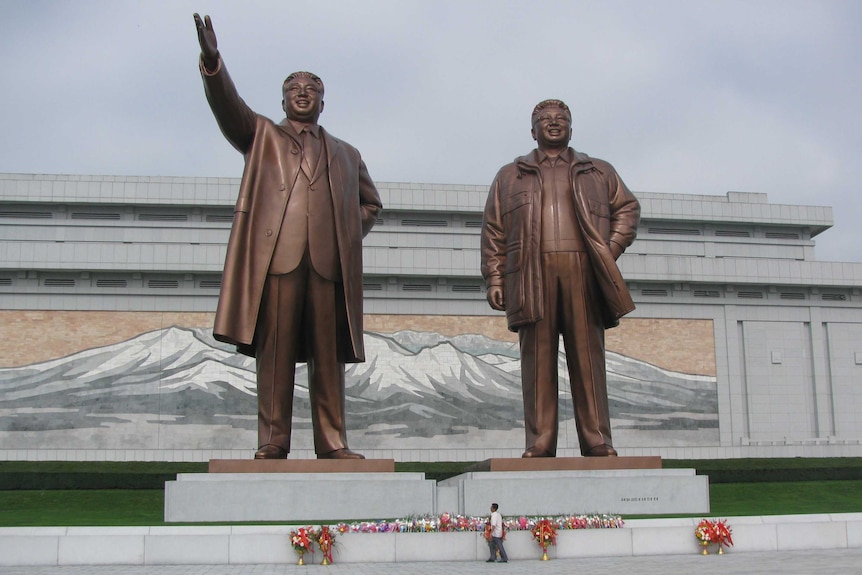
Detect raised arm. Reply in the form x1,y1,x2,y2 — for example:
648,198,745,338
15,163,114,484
193,13,219,72
193,13,257,153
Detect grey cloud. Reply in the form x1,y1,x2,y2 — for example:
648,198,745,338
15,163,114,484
1,0,859,261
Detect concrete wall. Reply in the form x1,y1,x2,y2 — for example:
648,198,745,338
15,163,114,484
1,514,860,566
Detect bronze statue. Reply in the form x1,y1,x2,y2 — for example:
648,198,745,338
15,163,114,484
481,99,640,457
194,14,382,459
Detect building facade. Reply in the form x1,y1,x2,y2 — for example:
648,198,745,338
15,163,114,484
1,172,861,461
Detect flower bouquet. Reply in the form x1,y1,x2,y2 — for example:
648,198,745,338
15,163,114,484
712,519,734,554
316,525,336,564
695,519,715,555
695,518,733,554
439,512,452,532
289,527,314,565
531,518,557,560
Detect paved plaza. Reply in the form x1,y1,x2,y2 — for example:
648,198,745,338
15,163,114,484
4,549,862,575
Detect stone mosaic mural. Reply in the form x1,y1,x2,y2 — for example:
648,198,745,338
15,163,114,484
0,325,718,451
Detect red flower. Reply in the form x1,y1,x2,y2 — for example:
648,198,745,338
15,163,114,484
695,519,733,547
316,526,335,563
531,519,557,548
289,527,314,553
713,519,734,547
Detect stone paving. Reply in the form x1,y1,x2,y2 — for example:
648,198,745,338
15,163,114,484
4,549,862,575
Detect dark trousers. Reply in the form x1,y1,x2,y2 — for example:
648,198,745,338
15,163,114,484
489,536,508,561
519,252,612,455
255,254,348,455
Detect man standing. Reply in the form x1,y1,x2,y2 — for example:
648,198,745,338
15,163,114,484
486,503,508,563
194,14,382,460
481,99,639,458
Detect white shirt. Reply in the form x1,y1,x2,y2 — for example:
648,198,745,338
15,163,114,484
490,511,503,538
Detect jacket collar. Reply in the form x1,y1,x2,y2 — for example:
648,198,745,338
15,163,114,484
277,118,302,143
277,120,339,157
515,147,595,174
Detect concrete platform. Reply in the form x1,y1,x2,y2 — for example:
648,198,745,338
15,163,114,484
169,457,704,521
439,468,710,516
2,514,860,566
164,472,436,522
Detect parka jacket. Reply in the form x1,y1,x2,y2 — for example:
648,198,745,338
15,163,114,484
481,148,639,330
201,58,382,361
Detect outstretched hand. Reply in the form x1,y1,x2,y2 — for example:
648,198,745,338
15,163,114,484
193,13,219,71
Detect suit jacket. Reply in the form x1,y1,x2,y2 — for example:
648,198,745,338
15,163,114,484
481,148,639,330
200,57,383,361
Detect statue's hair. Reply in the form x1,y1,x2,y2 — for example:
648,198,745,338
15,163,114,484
283,71,325,95
531,99,570,121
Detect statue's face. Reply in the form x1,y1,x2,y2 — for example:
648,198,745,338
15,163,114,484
282,76,324,123
531,106,572,149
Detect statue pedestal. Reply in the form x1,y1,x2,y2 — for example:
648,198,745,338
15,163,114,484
164,459,435,523
164,456,708,522
439,457,709,516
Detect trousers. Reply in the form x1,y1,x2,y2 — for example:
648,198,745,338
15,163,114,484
489,536,508,561
518,251,612,455
255,252,348,455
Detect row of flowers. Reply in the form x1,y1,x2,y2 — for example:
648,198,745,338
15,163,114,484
289,513,622,564
291,515,735,563
330,512,623,534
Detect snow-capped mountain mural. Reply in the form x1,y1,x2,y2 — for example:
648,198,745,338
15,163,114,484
0,327,717,450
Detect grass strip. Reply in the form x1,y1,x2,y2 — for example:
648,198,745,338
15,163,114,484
0,490,165,526
4,458,861,490
707,480,862,516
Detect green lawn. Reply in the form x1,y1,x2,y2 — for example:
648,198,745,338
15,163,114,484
1,480,861,526
0,490,165,526
708,480,862,516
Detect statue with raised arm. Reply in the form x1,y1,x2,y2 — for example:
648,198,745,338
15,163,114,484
193,14,382,460
481,99,639,457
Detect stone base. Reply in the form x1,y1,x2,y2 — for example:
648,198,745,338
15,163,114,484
439,467,709,516
5,514,861,566
208,458,395,473
164,472,435,523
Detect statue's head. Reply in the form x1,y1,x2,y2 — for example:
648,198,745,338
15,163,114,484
531,99,572,149
282,71,325,123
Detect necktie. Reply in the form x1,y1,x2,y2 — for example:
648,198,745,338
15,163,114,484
301,129,318,178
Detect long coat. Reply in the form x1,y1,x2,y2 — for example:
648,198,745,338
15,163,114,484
200,59,382,361
481,148,639,330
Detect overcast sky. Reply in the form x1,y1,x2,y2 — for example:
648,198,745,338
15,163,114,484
2,0,860,262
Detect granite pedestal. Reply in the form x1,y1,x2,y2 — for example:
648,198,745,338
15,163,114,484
439,465,709,516
165,456,707,522
165,459,435,523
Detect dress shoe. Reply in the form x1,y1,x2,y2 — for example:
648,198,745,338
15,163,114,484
584,444,618,457
486,559,496,563
318,448,365,460
522,446,553,458
254,444,287,459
